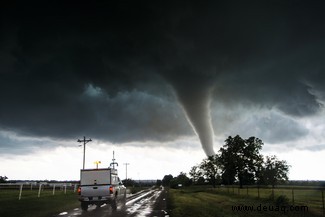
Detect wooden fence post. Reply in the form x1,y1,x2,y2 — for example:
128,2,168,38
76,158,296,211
52,184,56,195
292,189,294,205
322,190,325,215
38,184,42,198
19,184,23,200
272,187,274,201
246,187,248,196
257,186,260,199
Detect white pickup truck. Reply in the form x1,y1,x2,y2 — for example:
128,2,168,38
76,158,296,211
78,168,126,211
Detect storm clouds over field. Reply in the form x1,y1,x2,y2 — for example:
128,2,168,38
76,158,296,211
0,1,324,179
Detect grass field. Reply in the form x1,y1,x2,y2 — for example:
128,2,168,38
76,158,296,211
1,185,324,217
168,186,325,217
0,188,80,217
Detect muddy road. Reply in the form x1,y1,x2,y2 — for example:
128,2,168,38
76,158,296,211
54,187,168,217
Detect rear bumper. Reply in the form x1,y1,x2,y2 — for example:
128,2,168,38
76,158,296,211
79,195,114,202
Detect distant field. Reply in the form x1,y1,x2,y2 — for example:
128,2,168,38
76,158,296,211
168,185,325,217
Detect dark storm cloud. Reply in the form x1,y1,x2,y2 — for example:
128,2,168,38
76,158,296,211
79,85,192,142
239,112,308,144
0,1,324,153
210,104,310,144
213,45,324,117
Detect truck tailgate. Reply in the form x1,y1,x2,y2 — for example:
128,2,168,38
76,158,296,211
81,185,110,197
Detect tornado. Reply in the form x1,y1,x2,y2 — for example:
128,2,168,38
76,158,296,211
166,72,216,156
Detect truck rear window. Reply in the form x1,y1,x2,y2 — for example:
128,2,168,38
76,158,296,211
80,169,111,185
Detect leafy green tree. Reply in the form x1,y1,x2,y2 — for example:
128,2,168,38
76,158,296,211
199,155,221,188
255,163,266,185
156,179,162,186
263,155,290,187
197,176,206,185
122,178,136,187
162,174,173,187
189,165,203,184
219,135,263,188
170,172,191,188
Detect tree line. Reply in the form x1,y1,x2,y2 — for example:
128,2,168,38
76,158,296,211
163,135,290,188
0,176,8,183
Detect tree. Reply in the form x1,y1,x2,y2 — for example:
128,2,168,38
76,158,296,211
189,165,203,184
263,155,290,187
255,163,266,186
162,174,173,187
0,176,8,183
156,179,162,187
219,135,263,188
170,172,191,188
197,176,206,185
200,155,221,188
122,178,136,187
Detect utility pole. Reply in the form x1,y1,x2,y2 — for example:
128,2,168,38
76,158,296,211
77,136,92,169
124,163,130,180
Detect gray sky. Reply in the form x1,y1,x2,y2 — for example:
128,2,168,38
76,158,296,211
0,1,324,180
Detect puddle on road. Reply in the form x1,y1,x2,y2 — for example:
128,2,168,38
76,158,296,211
126,189,162,217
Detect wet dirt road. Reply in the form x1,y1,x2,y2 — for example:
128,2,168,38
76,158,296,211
54,187,169,217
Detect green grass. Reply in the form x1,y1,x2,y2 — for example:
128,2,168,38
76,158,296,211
217,186,324,215
168,186,324,217
0,189,80,217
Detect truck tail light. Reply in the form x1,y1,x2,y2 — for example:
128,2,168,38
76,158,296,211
109,186,113,194
77,187,81,195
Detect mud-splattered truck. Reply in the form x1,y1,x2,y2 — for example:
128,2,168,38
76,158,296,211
78,168,126,211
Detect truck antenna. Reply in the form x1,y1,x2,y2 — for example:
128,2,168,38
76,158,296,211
110,151,118,169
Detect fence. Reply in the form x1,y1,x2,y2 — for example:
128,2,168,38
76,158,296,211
215,185,325,216
0,182,78,200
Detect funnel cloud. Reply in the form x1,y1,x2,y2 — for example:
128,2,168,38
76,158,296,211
177,87,216,156
164,71,216,156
